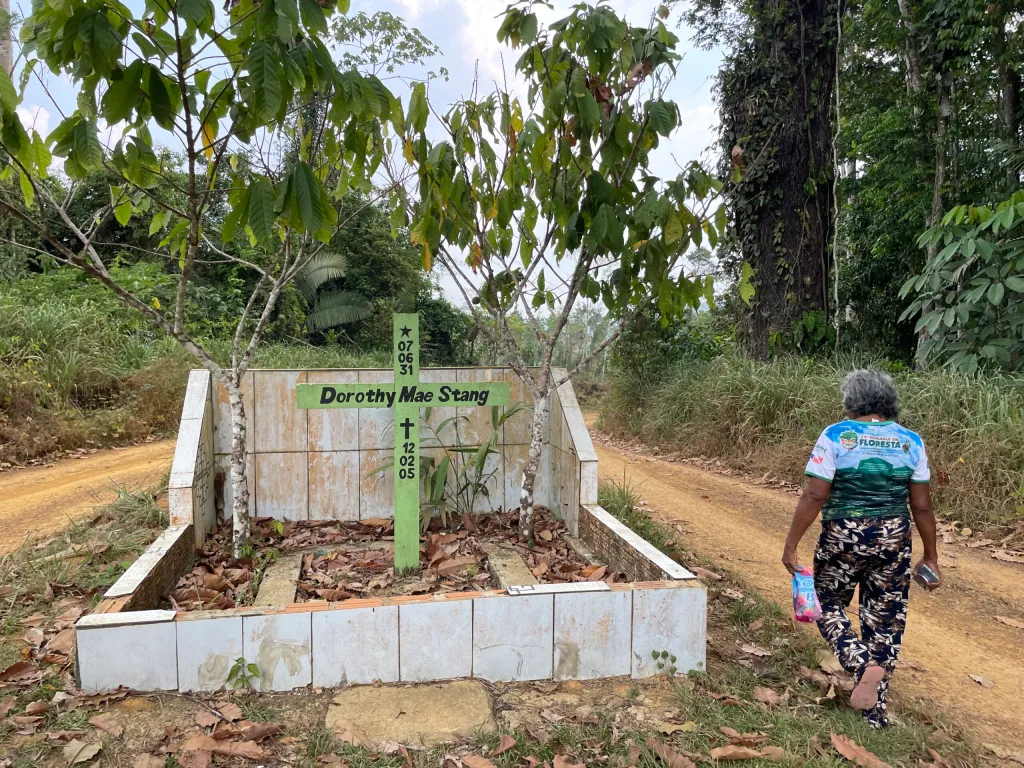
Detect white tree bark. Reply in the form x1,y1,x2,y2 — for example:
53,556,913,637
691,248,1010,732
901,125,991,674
518,390,550,541
227,382,250,558
0,0,11,76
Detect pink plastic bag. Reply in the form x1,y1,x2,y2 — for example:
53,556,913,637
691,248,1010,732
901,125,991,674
792,565,822,623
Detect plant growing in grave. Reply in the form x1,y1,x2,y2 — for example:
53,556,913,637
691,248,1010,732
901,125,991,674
384,2,741,540
227,656,261,690
652,649,678,677
0,0,408,556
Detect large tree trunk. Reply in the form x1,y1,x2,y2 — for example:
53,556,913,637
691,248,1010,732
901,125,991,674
927,71,952,260
227,382,250,558
721,0,841,357
517,390,550,541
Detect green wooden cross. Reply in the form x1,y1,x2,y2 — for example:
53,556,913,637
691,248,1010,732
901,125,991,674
296,313,511,571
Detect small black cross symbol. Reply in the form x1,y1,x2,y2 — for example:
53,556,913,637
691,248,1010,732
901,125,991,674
400,326,411,337
399,417,415,441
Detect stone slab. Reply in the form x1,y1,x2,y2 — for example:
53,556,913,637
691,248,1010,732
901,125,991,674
253,550,305,607
325,680,496,747
482,543,537,589
473,593,553,682
312,604,398,687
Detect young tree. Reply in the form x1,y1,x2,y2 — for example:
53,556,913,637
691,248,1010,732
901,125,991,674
386,3,738,539
0,0,400,554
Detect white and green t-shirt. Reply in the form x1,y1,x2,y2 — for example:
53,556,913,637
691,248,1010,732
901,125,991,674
805,419,930,521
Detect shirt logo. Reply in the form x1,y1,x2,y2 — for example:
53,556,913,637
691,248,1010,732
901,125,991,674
839,430,858,450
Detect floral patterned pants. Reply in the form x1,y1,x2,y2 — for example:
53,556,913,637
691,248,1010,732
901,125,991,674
813,516,912,728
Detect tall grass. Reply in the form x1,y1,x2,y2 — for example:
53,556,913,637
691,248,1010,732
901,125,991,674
600,352,1024,529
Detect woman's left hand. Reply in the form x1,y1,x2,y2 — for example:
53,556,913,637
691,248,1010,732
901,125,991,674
782,544,799,575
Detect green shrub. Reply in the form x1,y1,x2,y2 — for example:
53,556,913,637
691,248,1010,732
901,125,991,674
601,352,1024,529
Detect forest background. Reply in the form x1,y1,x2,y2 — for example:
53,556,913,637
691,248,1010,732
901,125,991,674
0,0,1021,536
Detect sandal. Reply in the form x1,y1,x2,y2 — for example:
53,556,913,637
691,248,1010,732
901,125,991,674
850,664,885,709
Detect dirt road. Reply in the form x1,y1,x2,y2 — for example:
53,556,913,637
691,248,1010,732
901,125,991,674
0,441,175,554
590,426,1024,749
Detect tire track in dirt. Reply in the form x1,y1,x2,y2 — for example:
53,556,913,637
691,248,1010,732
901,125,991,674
0,441,175,553
590,424,1024,751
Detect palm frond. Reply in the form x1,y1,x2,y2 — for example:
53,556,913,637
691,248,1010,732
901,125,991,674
306,290,373,332
296,251,351,303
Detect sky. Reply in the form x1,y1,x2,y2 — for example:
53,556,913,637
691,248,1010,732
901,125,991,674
13,0,724,306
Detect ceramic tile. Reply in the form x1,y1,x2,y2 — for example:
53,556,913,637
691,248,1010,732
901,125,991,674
359,449,394,519
399,600,472,681
244,613,312,691
215,453,255,521
255,452,308,521
357,370,394,449
177,615,243,692
631,586,707,678
312,605,399,686
255,371,307,453
213,371,253,455
307,370,359,451
77,620,177,691
473,594,553,681
554,590,631,679
308,451,360,521
501,368,535,445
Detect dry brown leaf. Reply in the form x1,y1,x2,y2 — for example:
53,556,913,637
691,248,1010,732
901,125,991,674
691,567,722,581
318,755,347,766
817,650,844,673
491,735,517,756
645,737,697,768
132,755,166,768
968,674,994,688
88,713,123,738
19,614,46,627
553,756,586,768
331,719,370,747
0,660,42,682
179,751,211,768
718,727,768,747
659,722,697,735
464,755,498,768
739,643,772,658
217,702,243,722
179,733,219,753
213,740,266,759
753,687,784,706
758,747,786,761
26,700,49,714
0,696,16,717
63,739,103,765
747,619,764,631
710,745,762,761
194,711,220,729
48,629,76,654
241,722,282,742
992,550,1024,564
995,615,1024,629
830,734,891,768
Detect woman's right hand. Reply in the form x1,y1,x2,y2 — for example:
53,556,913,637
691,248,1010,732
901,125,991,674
782,544,799,575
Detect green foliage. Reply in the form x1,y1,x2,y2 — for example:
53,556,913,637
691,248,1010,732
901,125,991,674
901,190,1024,373
332,10,446,79
601,352,1024,530
295,251,374,333
399,2,723,332
227,656,261,690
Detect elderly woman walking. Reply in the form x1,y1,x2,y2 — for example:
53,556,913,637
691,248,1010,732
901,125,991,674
782,370,941,728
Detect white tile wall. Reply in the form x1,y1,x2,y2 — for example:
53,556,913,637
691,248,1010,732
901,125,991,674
631,587,707,678
473,594,553,682
77,618,177,691
244,613,313,691
357,370,394,450
177,615,244,692
213,371,254,456
399,600,472,681
308,451,360,521
554,590,631,680
306,371,359,452
255,370,307,453
312,605,399,686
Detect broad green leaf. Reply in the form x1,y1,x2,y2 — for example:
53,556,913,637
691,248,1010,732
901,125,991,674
114,198,132,226
247,179,278,247
72,120,103,172
290,161,324,235
0,67,18,115
739,262,755,306
247,41,284,122
299,0,327,33
663,211,682,245
408,82,428,133
1005,276,1024,293
987,282,1005,305
18,171,33,207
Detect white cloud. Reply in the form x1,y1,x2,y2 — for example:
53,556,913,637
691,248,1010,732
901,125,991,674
391,0,446,21
16,105,50,137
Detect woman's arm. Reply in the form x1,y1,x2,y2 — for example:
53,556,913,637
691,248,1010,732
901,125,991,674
782,477,831,574
909,483,942,590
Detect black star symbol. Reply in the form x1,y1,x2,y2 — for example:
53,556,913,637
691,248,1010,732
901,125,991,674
400,326,411,337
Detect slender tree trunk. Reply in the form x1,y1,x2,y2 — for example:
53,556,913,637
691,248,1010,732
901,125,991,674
993,7,1020,185
896,0,922,98
517,390,550,541
928,71,952,260
228,383,250,558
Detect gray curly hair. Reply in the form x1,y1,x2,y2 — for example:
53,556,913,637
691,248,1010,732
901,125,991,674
841,370,900,420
